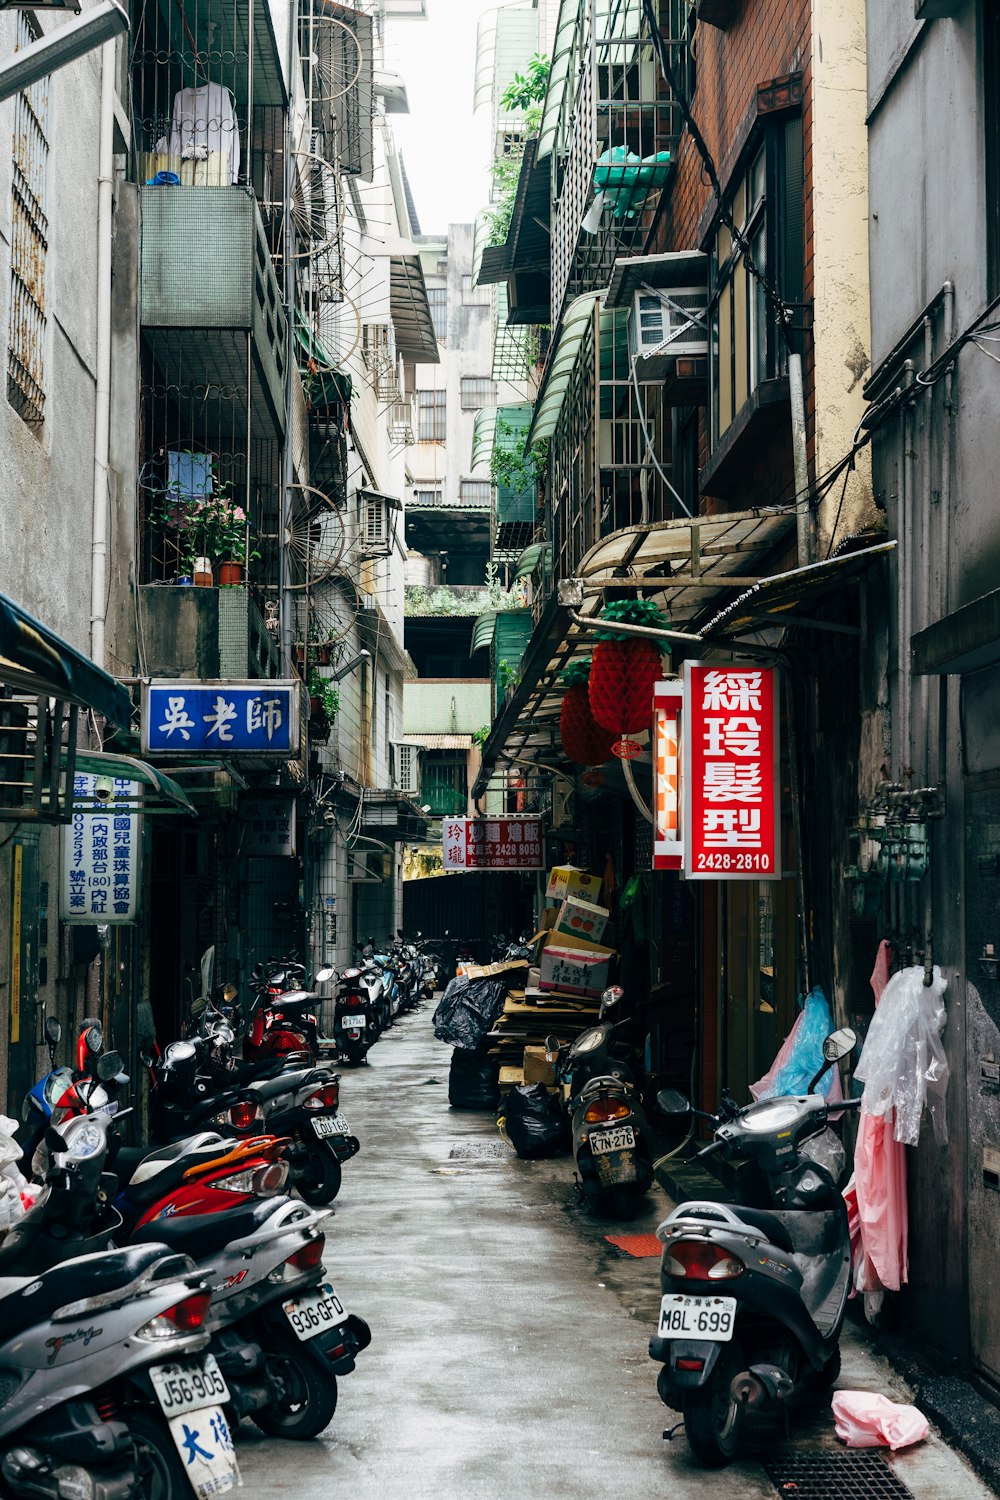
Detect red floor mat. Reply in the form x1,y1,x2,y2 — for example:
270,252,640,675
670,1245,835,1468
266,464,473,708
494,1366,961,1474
605,1233,662,1257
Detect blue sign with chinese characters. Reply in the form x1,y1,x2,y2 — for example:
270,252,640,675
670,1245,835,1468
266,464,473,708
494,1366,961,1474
143,682,300,756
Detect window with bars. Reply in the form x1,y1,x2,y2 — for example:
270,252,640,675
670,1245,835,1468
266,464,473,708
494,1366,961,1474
459,479,492,505
460,376,496,410
427,285,448,343
410,487,443,506
461,273,492,306
8,13,49,427
416,389,446,441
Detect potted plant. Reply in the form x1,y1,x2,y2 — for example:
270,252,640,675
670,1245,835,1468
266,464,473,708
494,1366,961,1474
308,673,340,723
148,475,251,583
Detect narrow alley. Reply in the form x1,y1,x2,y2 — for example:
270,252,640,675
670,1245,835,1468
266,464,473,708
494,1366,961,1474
237,1010,992,1500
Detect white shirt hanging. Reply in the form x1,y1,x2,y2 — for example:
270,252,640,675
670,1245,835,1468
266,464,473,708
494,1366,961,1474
167,82,240,186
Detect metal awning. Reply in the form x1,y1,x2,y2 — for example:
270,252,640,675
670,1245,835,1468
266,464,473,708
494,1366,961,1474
471,613,496,654
470,407,498,471
513,542,549,580
0,591,131,726
703,541,897,639
536,0,584,163
68,751,198,816
528,291,604,444
390,255,440,364
402,733,473,749
472,509,798,797
606,250,709,308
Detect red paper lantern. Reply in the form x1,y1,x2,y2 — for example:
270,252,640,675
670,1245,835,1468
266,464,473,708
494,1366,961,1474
588,638,663,736
560,684,616,765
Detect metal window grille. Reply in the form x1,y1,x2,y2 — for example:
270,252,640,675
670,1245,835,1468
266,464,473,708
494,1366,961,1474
427,286,448,342
395,741,419,795
8,14,49,426
416,389,446,441
460,376,496,410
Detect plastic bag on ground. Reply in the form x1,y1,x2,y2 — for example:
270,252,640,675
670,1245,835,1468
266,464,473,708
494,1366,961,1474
832,1390,929,1450
750,987,844,1103
448,1048,500,1111
498,1084,565,1159
854,965,950,1146
433,974,508,1051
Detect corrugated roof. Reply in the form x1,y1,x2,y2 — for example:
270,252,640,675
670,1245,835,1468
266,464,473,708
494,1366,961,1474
402,733,474,749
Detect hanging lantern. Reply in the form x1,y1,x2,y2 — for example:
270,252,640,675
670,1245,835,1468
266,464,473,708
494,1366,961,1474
559,659,616,766
588,599,668,738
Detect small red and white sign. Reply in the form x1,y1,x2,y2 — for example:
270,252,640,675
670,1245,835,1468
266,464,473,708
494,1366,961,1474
653,681,684,871
442,817,545,872
682,662,780,881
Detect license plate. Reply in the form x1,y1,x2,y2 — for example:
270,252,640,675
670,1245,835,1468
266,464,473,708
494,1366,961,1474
590,1125,636,1154
150,1357,230,1419
283,1281,346,1340
312,1114,349,1138
658,1294,737,1342
339,1014,367,1029
166,1406,239,1496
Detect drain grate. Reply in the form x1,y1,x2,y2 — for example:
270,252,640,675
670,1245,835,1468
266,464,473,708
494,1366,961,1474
448,1140,510,1161
762,1450,917,1500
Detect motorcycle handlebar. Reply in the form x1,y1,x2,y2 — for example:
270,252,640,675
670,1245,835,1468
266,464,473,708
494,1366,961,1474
696,1138,727,1161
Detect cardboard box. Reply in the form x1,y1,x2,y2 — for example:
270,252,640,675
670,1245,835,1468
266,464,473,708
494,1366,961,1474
538,931,613,998
553,895,610,944
523,1044,559,1086
540,908,559,932
545,866,603,904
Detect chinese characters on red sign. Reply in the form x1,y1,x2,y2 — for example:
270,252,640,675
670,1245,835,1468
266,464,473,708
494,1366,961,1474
682,663,780,880
442,817,545,871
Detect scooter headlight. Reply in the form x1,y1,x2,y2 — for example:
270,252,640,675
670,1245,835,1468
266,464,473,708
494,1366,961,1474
61,1117,107,1160
741,1100,801,1132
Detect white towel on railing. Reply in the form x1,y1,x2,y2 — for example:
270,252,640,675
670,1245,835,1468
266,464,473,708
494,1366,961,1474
167,82,240,185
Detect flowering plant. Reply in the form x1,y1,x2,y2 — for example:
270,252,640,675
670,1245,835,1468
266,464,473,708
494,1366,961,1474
150,483,249,572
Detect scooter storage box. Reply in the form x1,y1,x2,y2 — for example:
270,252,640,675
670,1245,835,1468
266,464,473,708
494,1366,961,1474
553,896,610,944
538,931,613,998
545,866,602,904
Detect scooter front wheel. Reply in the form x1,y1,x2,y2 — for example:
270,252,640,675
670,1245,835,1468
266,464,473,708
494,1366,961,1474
296,1147,343,1206
252,1335,338,1440
682,1341,745,1468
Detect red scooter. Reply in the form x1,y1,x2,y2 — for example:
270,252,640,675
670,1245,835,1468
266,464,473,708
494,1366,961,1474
243,962,334,1065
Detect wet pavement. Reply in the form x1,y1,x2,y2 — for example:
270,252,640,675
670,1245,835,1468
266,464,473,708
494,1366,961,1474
237,1007,995,1499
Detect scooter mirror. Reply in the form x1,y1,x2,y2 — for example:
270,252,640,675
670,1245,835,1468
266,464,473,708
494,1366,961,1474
83,1021,103,1056
315,968,335,984
138,1044,156,1069
599,985,624,1017
657,1088,691,1116
96,1051,123,1082
543,1034,561,1053
222,983,238,1004
44,1126,68,1154
44,1016,62,1047
822,1026,858,1063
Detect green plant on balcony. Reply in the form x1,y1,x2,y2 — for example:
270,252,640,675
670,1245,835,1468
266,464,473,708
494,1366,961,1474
308,674,341,722
498,658,521,693
500,53,550,113
149,481,256,577
490,422,548,495
472,725,491,747
483,55,550,251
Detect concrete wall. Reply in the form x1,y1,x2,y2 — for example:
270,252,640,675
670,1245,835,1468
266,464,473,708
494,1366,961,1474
404,678,492,736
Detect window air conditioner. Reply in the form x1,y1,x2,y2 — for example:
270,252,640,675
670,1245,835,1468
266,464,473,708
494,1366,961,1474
629,288,708,367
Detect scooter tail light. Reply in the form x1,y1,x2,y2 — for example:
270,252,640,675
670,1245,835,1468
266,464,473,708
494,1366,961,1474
287,1234,325,1271
229,1101,261,1131
303,1083,340,1111
252,1160,289,1195
137,1290,213,1340
665,1241,744,1280
583,1100,631,1125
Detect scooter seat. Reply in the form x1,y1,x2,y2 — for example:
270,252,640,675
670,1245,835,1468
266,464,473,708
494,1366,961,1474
249,1067,331,1103
0,1243,174,1341
131,1198,288,1261
122,1134,228,1206
729,1207,796,1253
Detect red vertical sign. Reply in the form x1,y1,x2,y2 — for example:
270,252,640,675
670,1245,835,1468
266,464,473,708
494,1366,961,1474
683,662,780,881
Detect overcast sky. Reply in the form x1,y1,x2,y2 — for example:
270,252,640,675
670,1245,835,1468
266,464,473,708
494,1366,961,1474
386,0,500,235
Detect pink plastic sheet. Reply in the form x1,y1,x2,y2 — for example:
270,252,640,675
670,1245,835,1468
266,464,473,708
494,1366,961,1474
832,1390,929,1451
851,942,909,1297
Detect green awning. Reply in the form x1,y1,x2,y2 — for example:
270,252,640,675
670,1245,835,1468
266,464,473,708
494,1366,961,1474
471,407,498,471
471,612,497,653
295,319,353,410
0,592,131,726
528,291,604,444
68,751,198,816
513,542,549,579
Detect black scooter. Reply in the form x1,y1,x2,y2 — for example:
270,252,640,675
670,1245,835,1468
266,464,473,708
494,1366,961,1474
648,1026,860,1466
548,986,654,1219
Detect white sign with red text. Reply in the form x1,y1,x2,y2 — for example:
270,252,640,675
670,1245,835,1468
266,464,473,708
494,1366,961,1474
682,662,780,881
442,818,545,872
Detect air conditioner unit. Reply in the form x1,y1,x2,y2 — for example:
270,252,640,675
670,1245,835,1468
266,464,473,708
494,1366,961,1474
630,288,707,365
362,322,396,375
394,741,420,796
358,488,395,557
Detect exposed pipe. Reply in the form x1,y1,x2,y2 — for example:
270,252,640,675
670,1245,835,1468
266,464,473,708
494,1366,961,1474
901,361,915,773
621,752,654,825
568,609,703,646
784,666,812,996
940,281,955,626
90,39,116,673
788,351,813,568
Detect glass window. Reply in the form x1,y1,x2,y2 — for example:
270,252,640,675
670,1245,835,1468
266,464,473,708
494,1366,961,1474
411,487,442,506
416,390,446,441
459,479,492,504
461,273,492,306
427,286,448,343
460,376,496,410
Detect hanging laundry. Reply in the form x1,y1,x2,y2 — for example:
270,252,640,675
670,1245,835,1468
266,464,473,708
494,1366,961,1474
165,82,241,186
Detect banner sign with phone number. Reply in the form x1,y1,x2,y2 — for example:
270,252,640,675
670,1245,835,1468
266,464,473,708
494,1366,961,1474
442,817,545,871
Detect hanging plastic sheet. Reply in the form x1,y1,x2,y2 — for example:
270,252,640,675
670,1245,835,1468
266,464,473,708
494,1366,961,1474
854,965,950,1147
750,987,844,1102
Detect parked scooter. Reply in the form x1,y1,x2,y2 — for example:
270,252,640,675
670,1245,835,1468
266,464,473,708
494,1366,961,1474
648,1027,860,1466
334,964,381,1063
548,986,654,1219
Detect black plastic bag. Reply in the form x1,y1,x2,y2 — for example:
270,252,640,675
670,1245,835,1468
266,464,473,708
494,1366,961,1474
433,974,508,1050
448,1048,501,1111
499,1083,566,1159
